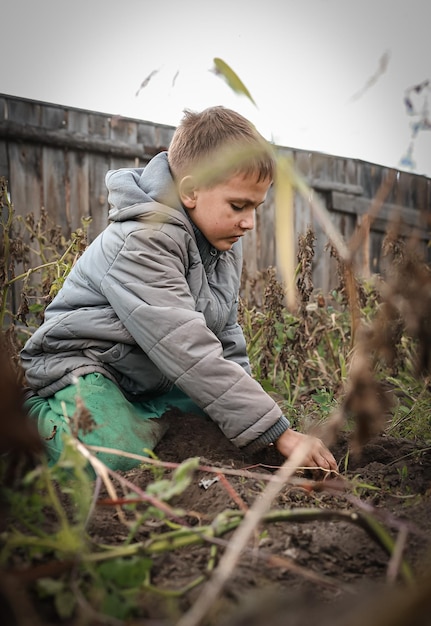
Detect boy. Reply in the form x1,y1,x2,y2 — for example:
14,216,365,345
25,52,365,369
21,106,337,473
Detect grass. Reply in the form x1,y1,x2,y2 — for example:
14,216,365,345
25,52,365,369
239,260,431,444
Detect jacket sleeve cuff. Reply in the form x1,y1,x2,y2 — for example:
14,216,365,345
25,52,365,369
241,415,290,454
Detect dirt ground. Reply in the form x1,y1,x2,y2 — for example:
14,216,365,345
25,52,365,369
84,411,431,626
2,407,431,626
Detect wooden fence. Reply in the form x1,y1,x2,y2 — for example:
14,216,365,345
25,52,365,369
1,93,430,297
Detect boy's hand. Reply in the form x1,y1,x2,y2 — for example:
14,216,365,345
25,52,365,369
275,429,338,473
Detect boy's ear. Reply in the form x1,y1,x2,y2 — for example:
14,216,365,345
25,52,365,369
178,176,197,209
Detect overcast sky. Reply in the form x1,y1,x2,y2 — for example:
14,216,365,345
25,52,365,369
2,0,430,176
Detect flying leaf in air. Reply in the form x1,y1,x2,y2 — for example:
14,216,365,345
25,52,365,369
349,50,390,102
172,69,180,87
135,69,160,97
211,57,257,106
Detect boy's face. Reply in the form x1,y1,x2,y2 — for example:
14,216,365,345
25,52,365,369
180,172,272,251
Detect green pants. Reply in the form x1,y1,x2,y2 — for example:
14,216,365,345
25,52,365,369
25,373,205,471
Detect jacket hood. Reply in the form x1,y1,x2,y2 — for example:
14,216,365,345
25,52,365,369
106,152,182,222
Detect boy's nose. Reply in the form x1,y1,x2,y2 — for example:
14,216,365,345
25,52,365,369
239,211,255,230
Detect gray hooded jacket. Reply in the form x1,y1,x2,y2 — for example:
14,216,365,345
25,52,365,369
21,152,289,450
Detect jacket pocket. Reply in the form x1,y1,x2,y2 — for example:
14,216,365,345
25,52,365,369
83,343,134,364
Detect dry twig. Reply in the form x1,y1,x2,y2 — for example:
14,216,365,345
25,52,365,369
175,437,314,626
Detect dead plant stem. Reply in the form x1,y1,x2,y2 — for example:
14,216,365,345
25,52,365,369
175,438,313,626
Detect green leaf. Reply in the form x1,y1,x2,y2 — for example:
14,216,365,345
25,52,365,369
260,379,278,393
274,156,296,309
97,556,152,588
101,590,137,620
212,58,257,106
55,589,76,619
172,456,200,483
36,579,76,619
147,457,199,501
28,302,45,314
36,577,64,598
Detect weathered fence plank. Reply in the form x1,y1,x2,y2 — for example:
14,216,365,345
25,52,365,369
67,110,90,230
8,142,42,217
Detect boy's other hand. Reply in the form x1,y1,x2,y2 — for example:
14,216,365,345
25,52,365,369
275,429,338,473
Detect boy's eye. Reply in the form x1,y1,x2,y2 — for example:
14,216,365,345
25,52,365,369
230,203,244,211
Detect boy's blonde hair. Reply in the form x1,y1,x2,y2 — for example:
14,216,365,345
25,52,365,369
168,106,275,186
